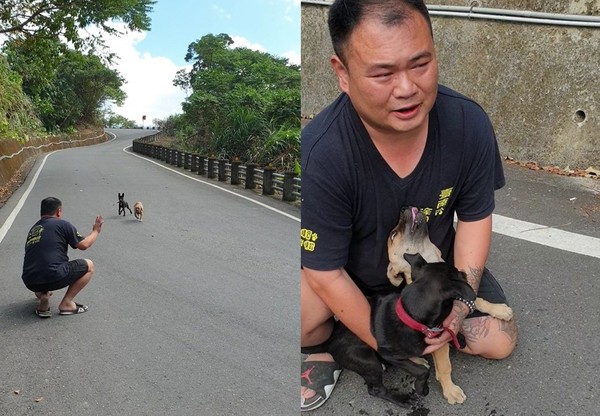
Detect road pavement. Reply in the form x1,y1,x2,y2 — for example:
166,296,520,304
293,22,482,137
2,130,599,415
0,130,299,415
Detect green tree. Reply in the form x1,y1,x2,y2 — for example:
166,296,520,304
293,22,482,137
5,39,125,131
173,33,300,169
0,0,152,132
0,0,155,50
0,55,42,140
104,112,136,129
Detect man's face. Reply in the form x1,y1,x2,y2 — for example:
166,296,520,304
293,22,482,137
332,11,439,140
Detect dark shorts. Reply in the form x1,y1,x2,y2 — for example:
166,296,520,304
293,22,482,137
24,259,89,293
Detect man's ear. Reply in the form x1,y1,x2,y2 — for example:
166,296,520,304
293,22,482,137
330,55,350,94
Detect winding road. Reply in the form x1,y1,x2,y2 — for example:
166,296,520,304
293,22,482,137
0,129,299,415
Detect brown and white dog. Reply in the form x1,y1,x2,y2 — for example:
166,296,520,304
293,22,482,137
133,201,144,222
387,206,513,404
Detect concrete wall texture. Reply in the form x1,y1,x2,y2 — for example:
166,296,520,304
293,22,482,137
301,1,600,168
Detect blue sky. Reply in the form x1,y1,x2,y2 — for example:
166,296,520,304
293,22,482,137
106,0,300,125
138,0,300,66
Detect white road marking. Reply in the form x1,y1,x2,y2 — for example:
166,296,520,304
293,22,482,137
492,214,600,259
0,152,55,244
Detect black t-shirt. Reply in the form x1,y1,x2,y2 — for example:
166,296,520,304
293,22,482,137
300,85,505,291
22,217,84,285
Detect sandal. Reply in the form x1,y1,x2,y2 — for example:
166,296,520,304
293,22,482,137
35,309,52,318
301,360,342,412
59,303,89,315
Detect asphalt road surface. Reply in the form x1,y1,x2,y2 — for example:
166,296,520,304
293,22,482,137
0,129,299,415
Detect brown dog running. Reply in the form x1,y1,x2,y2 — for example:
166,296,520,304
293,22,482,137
133,201,143,221
386,206,513,404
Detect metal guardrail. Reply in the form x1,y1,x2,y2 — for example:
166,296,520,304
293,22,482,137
132,133,301,203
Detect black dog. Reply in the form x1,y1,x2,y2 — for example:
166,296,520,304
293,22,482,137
118,193,132,216
302,253,476,408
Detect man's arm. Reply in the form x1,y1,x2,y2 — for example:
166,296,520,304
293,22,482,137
453,214,492,291
76,216,104,250
423,215,492,354
303,266,377,350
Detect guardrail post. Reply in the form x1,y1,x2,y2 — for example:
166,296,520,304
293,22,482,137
263,167,275,195
177,151,184,167
207,157,217,179
230,160,242,185
165,148,171,163
218,159,227,182
282,172,297,201
245,163,257,189
184,152,190,170
191,154,198,172
198,155,207,176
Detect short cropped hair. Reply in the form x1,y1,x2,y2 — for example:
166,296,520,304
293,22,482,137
328,0,433,64
41,197,62,216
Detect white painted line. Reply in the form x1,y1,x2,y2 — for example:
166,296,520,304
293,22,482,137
493,214,600,259
123,146,301,223
0,152,55,244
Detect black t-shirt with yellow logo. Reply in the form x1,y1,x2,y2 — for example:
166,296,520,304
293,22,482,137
301,85,504,291
22,217,84,285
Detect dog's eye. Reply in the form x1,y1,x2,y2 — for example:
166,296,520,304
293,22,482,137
390,230,397,241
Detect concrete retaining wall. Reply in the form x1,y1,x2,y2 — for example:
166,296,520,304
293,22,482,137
301,1,600,168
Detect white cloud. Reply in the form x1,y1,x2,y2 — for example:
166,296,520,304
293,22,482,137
99,27,188,123
283,50,300,66
230,35,299,66
230,36,267,53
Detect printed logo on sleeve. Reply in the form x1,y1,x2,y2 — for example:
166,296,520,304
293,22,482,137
301,228,318,252
25,225,44,248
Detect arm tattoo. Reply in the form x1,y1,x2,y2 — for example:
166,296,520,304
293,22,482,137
467,265,484,292
452,301,470,320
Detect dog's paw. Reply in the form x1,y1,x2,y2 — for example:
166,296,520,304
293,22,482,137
475,299,514,321
493,305,513,321
443,383,466,404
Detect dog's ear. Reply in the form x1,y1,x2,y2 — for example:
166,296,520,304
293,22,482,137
403,252,426,270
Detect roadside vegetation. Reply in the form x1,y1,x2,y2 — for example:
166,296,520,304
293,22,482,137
0,0,155,138
158,33,300,173
1,3,300,172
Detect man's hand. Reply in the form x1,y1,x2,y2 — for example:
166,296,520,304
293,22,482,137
93,216,104,233
422,300,470,355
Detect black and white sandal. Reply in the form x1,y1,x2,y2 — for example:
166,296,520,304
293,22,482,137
301,360,342,412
